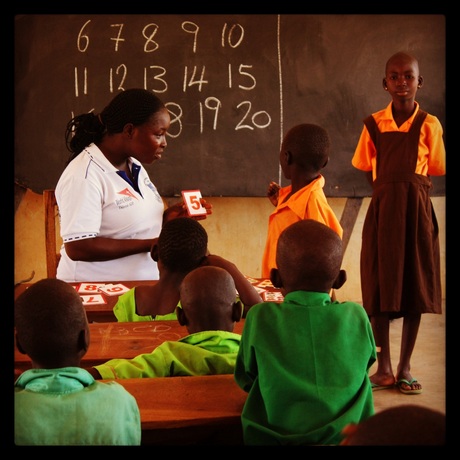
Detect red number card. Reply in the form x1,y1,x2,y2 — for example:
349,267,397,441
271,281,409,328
181,190,207,217
80,294,107,305
76,283,106,294
98,283,130,296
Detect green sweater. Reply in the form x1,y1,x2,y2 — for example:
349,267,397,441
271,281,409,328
234,291,376,445
15,368,141,445
95,330,241,379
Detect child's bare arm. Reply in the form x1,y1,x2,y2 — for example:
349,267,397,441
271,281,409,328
202,254,263,314
267,181,281,206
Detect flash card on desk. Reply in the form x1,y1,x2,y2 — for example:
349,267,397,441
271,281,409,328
80,294,106,305
263,291,284,302
181,190,207,217
77,283,106,294
98,283,130,296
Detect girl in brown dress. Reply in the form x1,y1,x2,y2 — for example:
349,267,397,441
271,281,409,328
352,51,446,395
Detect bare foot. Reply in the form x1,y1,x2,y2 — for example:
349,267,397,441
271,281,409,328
369,373,395,387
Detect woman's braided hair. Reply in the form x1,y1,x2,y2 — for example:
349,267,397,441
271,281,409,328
65,88,165,163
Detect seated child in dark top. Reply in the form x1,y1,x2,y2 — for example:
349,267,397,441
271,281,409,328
14,278,141,445
113,217,262,321
87,265,243,379
340,404,445,445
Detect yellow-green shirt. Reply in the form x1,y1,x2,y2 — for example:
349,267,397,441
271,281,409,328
95,330,241,379
113,287,178,322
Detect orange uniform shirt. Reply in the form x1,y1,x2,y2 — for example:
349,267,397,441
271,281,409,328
352,102,446,179
261,175,343,278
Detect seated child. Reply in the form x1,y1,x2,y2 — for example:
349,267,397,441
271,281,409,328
340,404,445,445
14,278,141,445
113,217,262,321
234,219,376,445
87,265,243,379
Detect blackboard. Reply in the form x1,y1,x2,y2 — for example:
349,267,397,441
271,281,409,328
14,14,446,197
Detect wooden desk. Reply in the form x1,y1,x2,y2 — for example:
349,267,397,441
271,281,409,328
14,277,282,323
15,319,246,373
14,280,156,323
110,375,247,445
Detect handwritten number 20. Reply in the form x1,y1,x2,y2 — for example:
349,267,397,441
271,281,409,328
236,101,271,130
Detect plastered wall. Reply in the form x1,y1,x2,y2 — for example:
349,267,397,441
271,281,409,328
14,189,446,303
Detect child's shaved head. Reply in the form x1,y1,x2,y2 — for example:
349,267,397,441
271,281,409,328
281,123,330,172
275,219,343,292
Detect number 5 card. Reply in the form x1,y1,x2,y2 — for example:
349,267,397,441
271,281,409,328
181,190,207,217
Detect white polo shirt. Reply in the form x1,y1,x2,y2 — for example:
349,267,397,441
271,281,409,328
55,144,164,282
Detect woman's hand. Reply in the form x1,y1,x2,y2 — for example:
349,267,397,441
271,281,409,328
199,198,213,218
163,199,213,223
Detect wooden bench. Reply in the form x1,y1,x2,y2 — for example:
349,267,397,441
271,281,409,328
15,319,246,373
110,374,247,445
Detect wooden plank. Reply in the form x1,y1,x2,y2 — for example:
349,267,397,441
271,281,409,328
109,375,246,445
15,319,246,372
340,197,363,252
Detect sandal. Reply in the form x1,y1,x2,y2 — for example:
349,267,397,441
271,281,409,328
396,378,423,395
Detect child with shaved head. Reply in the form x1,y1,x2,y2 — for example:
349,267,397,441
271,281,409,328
14,278,141,445
340,404,445,445
87,265,243,379
235,219,376,445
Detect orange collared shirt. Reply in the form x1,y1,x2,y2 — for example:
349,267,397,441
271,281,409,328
261,175,343,278
352,102,446,181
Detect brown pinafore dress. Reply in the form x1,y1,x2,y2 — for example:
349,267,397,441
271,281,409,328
360,109,442,318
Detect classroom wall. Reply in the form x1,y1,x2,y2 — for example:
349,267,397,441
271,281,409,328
14,188,446,303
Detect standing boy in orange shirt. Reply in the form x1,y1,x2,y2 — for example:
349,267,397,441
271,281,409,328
261,123,343,278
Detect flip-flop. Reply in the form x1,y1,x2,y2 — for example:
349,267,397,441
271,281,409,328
396,378,423,395
371,382,394,391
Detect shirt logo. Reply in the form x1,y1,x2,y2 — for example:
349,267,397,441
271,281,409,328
117,188,138,200
115,188,138,209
